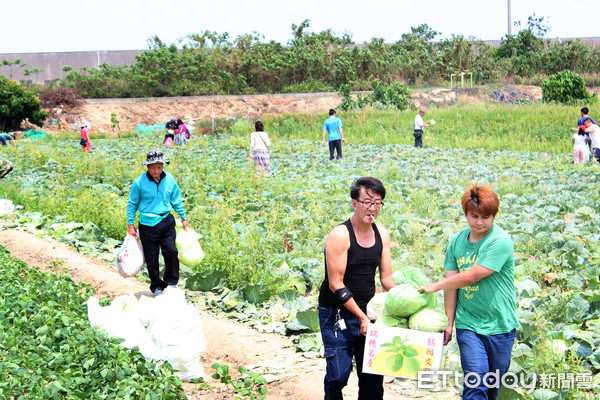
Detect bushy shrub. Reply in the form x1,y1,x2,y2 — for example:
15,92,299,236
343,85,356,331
0,76,50,131
338,80,412,111
542,70,591,104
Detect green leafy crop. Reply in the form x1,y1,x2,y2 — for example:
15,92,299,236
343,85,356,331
0,246,185,399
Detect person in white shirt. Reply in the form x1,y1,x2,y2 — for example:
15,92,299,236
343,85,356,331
250,120,272,177
584,118,600,163
413,109,431,148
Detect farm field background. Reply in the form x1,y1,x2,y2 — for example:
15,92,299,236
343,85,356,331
1,101,599,399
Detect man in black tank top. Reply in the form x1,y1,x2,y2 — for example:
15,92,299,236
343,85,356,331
318,177,397,400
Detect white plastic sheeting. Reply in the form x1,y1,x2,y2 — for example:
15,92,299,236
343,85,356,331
87,287,207,381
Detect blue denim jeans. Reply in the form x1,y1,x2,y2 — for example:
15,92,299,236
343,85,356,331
456,328,516,400
319,306,383,400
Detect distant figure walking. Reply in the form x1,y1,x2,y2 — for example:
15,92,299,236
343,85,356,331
322,109,345,160
413,109,431,148
250,121,271,177
80,124,91,152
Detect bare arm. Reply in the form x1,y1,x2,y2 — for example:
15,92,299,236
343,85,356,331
443,270,458,345
377,225,396,291
322,129,327,145
325,225,370,335
339,127,345,143
418,263,494,292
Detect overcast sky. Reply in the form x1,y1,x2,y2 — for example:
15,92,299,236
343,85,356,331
1,0,599,53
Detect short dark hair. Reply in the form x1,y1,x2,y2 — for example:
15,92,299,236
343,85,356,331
461,183,499,217
255,120,264,131
350,177,386,200
329,109,336,116
583,117,592,124
581,107,589,114
177,119,184,125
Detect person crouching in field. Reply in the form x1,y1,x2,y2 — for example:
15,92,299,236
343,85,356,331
572,125,590,164
175,119,190,145
418,183,519,400
250,120,271,177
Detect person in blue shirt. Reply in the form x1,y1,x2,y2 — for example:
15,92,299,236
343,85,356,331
322,109,345,160
127,150,189,297
577,107,596,126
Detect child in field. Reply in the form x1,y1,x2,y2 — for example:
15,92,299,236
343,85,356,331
250,121,271,177
80,124,91,152
572,125,589,164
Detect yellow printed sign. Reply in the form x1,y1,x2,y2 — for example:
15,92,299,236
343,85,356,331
363,324,444,380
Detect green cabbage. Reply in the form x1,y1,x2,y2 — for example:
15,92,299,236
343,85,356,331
385,284,434,317
380,313,408,328
408,307,449,332
366,292,388,321
392,267,428,287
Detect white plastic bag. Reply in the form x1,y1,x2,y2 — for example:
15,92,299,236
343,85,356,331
87,295,161,360
175,224,205,268
0,199,15,216
150,287,207,380
117,234,145,277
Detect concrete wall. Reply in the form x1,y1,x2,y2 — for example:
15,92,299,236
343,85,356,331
0,50,143,83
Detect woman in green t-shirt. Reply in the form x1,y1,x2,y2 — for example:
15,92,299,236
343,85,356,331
419,183,519,400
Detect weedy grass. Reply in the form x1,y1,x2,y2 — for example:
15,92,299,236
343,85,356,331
263,102,576,153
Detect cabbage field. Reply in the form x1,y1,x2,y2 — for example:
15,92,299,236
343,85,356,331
1,106,599,399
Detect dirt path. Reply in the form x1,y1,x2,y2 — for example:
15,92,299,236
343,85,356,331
41,86,544,135
0,227,450,399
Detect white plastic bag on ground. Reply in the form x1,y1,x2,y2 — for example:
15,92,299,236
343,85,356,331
86,288,207,381
0,199,15,216
87,295,161,360
117,234,145,277
175,224,205,268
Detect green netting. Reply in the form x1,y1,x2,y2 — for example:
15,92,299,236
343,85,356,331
134,123,164,135
22,130,50,140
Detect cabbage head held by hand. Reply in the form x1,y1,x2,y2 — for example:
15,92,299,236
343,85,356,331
384,283,435,318
392,266,428,287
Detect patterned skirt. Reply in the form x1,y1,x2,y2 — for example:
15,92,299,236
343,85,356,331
253,149,271,176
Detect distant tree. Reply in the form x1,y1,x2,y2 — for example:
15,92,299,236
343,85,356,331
495,15,549,76
0,76,50,131
1,59,44,79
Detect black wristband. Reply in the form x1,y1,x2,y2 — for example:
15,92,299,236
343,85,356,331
334,287,353,304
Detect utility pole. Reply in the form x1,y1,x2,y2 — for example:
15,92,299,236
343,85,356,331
507,0,512,36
